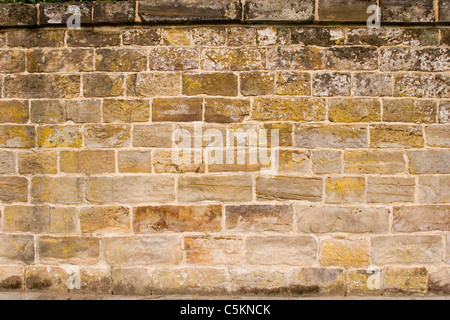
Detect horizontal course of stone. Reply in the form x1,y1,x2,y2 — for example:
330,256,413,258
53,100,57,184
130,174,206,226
0,0,450,27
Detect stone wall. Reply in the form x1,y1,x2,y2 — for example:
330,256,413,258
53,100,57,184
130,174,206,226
0,0,449,297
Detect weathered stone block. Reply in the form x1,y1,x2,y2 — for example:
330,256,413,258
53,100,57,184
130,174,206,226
37,125,82,148
183,73,238,96
185,235,243,265
291,268,345,296
86,176,175,204
0,50,26,73
201,48,266,71
441,0,450,22
0,151,15,174
25,266,68,291
103,99,149,123
80,267,112,294
4,75,80,99
295,124,368,149
0,3,37,27
320,237,370,267
152,98,202,122
328,98,380,123
3,205,77,234
127,73,180,97
226,205,294,232
256,27,290,45
383,267,428,294
204,98,250,123
83,124,130,148
429,267,450,295
133,205,222,233
346,269,382,296
240,72,274,96
312,150,342,174
393,205,450,232
408,150,450,174
373,235,443,264
118,151,151,173
153,267,228,294
0,234,34,264
244,0,314,22
0,125,35,148
230,267,286,294
325,47,378,71
312,72,351,96
256,176,322,202
227,27,256,46
370,125,424,148
93,1,135,24
353,73,393,96
111,268,151,296
30,100,66,124
0,266,24,291
192,27,226,45
296,206,389,233
0,176,28,203
133,124,173,148
27,49,94,73
7,29,64,47
60,150,116,174
153,149,205,174
419,176,450,204
162,28,191,45
66,100,102,123
178,176,252,202
32,177,84,204
344,150,406,174
0,100,29,124
80,206,130,235
38,236,100,265
95,49,147,72
325,177,365,204
67,30,121,47
245,236,317,266
149,47,199,71
425,125,450,148
319,0,376,21
252,98,326,122
291,27,344,46
123,28,161,46
83,74,124,97
278,150,311,173
381,0,435,23
276,72,310,96
383,99,437,123
103,236,182,266
367,177,415,203
381,48,450,72
139,0,242,23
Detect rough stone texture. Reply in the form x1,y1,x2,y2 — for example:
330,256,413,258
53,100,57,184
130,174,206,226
0,4,37,27
0,17,448,298
381,0,435,23
226,205,293,232
383,267,428,295
393,205,450,232
372,235,443,264
441,0,450,22
320,237,370,267
103,236,182,266
296,206,389,233
139,0,242,23
318,0,376,22
244,0,315,22
245,236,317,266
133,205,222,233
3,206,77,234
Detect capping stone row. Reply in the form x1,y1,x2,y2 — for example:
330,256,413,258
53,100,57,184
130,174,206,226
1,0,450,27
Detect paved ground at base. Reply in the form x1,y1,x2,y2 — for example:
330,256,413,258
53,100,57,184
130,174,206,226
0,292,448,300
